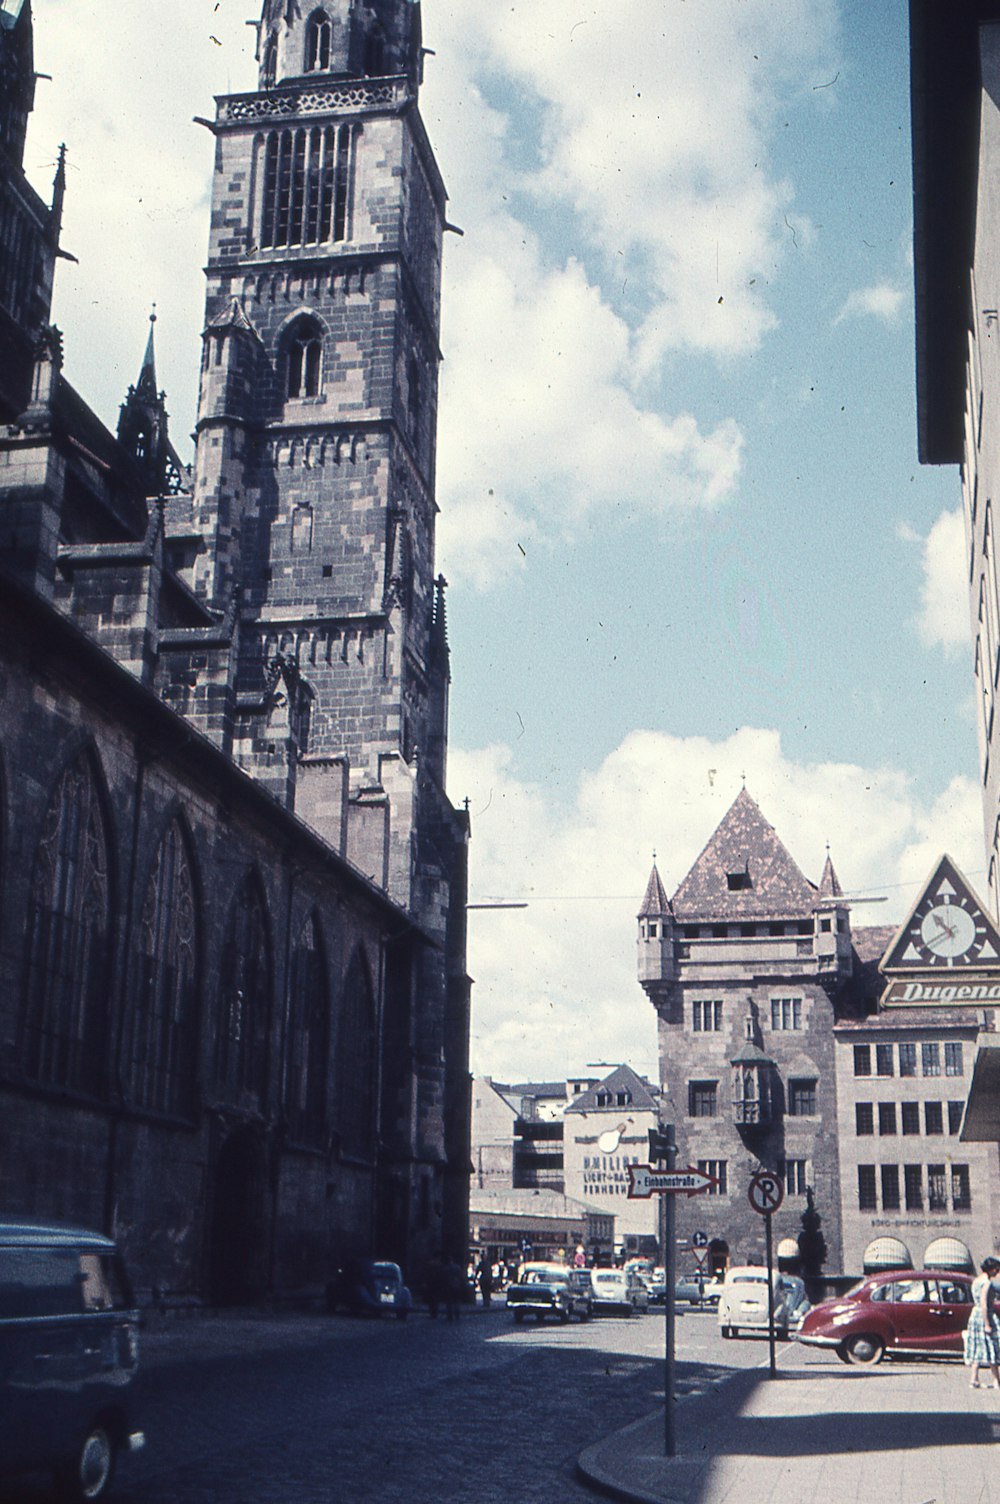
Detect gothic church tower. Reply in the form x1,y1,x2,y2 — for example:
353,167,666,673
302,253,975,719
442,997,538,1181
188,0,451,896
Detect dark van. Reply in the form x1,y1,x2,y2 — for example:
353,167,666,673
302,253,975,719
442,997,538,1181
0,1219,144,1501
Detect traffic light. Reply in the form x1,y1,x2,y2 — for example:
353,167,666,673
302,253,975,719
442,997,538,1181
648,1125,674,1163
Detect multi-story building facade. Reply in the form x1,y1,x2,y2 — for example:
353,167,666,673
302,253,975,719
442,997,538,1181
909,0,1000,1136
637,788,856,1274
835,1011,1000,1271
638,790,1000,1276
0,0,470,1302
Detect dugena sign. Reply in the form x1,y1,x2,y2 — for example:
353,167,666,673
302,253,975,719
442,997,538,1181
881,977,1000,1007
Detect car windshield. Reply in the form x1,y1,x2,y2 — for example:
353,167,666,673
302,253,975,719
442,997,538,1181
372,1263,400,1281
524,1268,566,1285
732,1275,767,1285
595,1272,623,1284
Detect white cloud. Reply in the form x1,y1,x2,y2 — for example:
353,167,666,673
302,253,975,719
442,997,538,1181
422,0,839,587
909,508,969,653
834,282,906,325
449,727,984,1082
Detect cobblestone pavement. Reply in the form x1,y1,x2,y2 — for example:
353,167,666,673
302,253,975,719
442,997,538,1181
1,1306,752,1504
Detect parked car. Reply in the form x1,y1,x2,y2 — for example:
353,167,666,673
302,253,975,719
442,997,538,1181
795,1270,974,1365
675,1272,720,1307
326,1258,412,1318
506,1262,591,1323
717,1266,809,1338
0,1218,145,1501
589,1266,650,1315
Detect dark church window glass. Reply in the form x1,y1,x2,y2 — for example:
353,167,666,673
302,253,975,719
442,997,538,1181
285,914,329,1147
260,124,351,250
127,821,198,1118
336,949,376,1159
216,876,270,1108
304,9,333,72
364,23,385,75
22,755,110,1096
286,318,323,399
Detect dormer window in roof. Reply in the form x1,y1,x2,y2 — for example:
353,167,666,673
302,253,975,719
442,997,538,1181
727,868,752,891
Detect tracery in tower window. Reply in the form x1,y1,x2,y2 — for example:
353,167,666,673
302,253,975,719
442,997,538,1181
259,124,352,249
304,8,333,72
285,316,323,399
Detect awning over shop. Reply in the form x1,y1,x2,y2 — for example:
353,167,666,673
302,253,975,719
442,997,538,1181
960,1033,1000,1141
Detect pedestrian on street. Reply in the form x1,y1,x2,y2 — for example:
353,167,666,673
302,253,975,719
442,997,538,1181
964,1256,1000,1388
444,1256,465,1321
425,1252,446,1319
477,1256,494,1308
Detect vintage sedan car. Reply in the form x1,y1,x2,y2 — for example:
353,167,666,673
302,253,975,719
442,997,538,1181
675,1272,720,1308
795,1270,974,1365
506,1262,591,1323
589,1267,649,1315
718,1267,809,1338
326,1258,412,1318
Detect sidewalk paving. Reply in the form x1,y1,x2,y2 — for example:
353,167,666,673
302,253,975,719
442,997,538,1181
578,1348,1000,1504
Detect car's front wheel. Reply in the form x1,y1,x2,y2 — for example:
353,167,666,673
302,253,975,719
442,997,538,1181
57,1425,117,1503
842,1333,885,1366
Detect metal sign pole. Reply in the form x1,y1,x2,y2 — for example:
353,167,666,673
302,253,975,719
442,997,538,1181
664,1125,676,1458
765,1208,777,1379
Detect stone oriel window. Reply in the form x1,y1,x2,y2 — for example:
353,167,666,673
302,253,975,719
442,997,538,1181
285,913,329,1147
127,820,199,1118
304,8,333,72
22,754,110,1096
259,124,351,250
216,875,271,1108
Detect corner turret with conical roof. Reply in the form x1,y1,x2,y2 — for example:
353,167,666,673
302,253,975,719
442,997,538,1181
637,859,676,990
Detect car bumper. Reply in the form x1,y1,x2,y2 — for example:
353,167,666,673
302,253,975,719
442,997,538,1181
793,1331,841,1348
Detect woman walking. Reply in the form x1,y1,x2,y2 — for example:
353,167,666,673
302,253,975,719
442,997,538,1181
965,1256,1000,1388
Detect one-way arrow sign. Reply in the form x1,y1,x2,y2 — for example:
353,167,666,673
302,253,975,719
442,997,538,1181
627,1164,720,1199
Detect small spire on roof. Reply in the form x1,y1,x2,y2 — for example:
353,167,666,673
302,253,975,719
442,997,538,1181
638,862,671,918
819,851,843,899
136,305,158,399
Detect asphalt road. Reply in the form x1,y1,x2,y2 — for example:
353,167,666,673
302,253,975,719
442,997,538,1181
3,1301,781,1504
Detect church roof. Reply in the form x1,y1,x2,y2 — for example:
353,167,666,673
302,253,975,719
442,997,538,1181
638,863,670,918
670,788,817,920
564,1063,659,1116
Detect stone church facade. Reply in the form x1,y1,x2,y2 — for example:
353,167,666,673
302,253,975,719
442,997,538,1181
0,0,471,1304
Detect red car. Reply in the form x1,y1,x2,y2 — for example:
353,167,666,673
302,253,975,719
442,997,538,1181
795,1270,974,1365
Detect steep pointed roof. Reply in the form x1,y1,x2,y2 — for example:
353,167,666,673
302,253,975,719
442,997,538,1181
135,311,159,400
818,851,843,899
671,788,817,920
207,297,263,343
638,863,670,918
563,1064,659,1116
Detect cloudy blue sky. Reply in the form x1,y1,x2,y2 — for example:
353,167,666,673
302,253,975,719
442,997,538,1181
24,0,980,1080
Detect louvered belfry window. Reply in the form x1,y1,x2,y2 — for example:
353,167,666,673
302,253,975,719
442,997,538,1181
260,125,351,250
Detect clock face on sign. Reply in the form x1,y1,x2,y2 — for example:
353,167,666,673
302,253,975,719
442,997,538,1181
911,895,985,965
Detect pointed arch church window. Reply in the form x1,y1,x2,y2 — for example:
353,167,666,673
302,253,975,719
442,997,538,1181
304,9,333,72
336,949,376,1159
22,754,111,1097
262,34,277,89
126,820,199,1118
285,913,329,1146
286,318,323,399
215,875,270,1108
